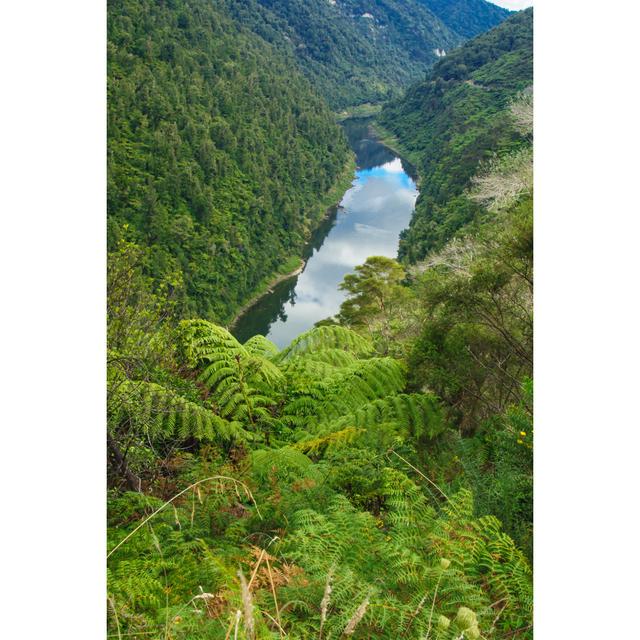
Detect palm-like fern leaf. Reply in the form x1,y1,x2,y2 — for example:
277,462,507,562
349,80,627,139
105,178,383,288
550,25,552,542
243,334,279,359
283,357,406,424
108,379,244,441
178,320,284,423
317,393,446,441
275,325,373,363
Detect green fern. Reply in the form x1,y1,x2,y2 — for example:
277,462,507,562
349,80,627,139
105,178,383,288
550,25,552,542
108,378,245,442
243,334,280,359
317,392,446,441
177,320,283,425
275,325,374,363
283,357,406,425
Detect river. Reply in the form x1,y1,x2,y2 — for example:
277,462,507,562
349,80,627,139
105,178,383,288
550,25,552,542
232,118,418,347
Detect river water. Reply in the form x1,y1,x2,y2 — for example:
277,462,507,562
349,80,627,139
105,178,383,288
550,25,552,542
232,118,418,347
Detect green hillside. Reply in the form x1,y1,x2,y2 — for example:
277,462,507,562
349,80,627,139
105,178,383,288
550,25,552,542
227,0,507,110
418,0,511,39
378,8,533,261
108,0,352,322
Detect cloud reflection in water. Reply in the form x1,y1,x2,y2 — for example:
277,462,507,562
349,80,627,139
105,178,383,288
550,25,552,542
264,156,418,347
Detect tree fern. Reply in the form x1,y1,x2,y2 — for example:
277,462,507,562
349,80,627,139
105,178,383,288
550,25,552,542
316,393,446,442
177,320,283,425
283,357,406,425
243,334,279,359
275,325,373,363
108,378,245,442
294,427,364,456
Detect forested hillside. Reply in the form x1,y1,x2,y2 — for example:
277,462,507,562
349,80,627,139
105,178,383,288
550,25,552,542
227,0,510,110
378,8,532,261
418,0,510,39
108,0,352,322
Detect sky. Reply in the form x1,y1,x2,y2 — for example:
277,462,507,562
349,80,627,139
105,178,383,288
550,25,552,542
489,0,533,9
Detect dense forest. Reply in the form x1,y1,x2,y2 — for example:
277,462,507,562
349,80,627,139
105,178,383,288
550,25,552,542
417,0,510,39
226,0,460,110
227,0,509,110
378,8,532,262
108,0,352,322
107,0,512,325
108,4,534,639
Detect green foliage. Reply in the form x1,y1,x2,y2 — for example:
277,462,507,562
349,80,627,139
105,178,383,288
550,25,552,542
339,256,407,324
338,255,419,355
313,393,447,444
455,380,533,557
408,198,533,429
275,324,374,362
419,0,511,40
108,377,244,442
108,314,533,638
379,8,533,262
108,0,351,322
106,5,533,637
177,320,283,427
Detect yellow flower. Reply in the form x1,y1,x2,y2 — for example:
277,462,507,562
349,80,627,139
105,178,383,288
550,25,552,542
517,439,524,445
520,431,527,437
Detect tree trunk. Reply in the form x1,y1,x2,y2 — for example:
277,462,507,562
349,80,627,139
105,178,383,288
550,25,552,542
107,433,142,492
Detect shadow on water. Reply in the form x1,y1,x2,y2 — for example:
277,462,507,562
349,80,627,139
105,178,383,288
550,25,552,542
232,117,418,347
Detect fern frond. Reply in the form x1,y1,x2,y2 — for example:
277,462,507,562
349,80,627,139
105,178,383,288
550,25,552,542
284,358,406,425
275,325,373,362
294,427,364,455
177,319,245,368
243,334,279,359
108,379,245,442
340,393,446,441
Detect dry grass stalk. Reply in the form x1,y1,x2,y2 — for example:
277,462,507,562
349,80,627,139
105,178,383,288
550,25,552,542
108,596,122,640
107,475,262,559
403,593,428,637
265,556,284,638
342,595,370,636
424,571,444,640
247,547,266,590
319,565,335,639
231,609,241,640
238,569,255,639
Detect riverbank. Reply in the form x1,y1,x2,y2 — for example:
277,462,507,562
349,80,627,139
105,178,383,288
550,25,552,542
335,103,382,122
231,118,420,344
227,154,356,332
227,257,306,331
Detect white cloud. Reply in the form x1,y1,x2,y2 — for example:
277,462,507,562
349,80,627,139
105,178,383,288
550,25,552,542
381,158,404,173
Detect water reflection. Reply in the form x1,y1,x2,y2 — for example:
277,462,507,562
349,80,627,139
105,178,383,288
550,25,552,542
232,119,418,347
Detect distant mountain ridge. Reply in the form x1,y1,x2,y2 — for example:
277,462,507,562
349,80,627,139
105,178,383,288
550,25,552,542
226,0,510,109
417,0,511,39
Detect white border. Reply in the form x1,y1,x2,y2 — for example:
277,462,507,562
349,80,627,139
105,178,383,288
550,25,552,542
1,1,105,636
1,0,639,636
536,0,640,636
